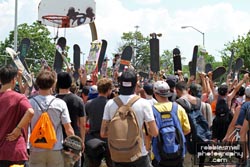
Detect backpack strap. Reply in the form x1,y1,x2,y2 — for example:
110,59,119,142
127,95,140,107
113,97,123,107
171,102,178,116
32,97,44,111
153,102,178,120
113,95,140,108
32,97,56,113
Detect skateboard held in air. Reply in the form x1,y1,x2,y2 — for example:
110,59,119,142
6,47,33,87
85,40,102,75
119,46,133,73
173,48,182,74
73,44,81,81
149,35,160,73
212,66,226,81
54,37,66,73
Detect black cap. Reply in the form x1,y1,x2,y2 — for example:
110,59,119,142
119,69,137,95
143,83,154,95
166,75,178,88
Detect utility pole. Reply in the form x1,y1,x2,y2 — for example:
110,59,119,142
14,0,18,51
133,25,139,66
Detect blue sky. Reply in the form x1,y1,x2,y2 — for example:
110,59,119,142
0,0,250,68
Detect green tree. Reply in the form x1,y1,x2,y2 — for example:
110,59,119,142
118,31,176,73
160,50,173,74
118,31,150,71
221,31,250,70
0,22,55,74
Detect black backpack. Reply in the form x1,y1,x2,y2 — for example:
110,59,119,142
212,99,233,141
176,97,211,154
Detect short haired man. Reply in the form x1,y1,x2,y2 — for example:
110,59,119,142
189,83,213,128
175,81,210,167
143,83,157,105
152,81,190,167
217,74,249,108
56,72,86,167
29,70,74,167
81,86,90,104
0,65,34,167
166,75,178,102
85,78,113,167
100,69,158,167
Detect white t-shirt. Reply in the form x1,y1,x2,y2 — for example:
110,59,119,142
103,94,155,156
146,98,157,106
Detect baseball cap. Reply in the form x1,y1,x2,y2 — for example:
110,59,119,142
89,85,98,94
88,85,98,100
153,81,172,97
119,69,137,95
166,75,178,88
143,83,154,96
245,85,250,98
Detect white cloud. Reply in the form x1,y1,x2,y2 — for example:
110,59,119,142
173,3,250,62
1,0,250,67
134,0,161,5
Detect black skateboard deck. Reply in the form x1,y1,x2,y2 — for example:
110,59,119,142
118,46,133,72
188,61,193,77
240,69,250,74
233,58,244,80
149,37,160,73
73,44,81,80
205,63,213,73
212,66,226,81
190,45,198,77
139,71,148,79
97,40,108,72
17,38,31,73
173,48,182,74
54,37,66,73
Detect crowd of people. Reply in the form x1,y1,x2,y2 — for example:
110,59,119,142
1,62,250,167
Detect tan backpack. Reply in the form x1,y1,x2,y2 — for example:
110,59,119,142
108,95,142,162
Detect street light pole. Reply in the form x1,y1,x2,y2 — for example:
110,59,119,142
181,26,205,47
14,0,18,51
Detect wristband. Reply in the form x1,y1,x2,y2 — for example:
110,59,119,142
16,126,22,130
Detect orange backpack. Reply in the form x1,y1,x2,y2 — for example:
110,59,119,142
30,98,57,149
108,95,142,162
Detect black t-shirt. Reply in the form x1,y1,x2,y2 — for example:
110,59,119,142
56,93,85,137
85,96,107,134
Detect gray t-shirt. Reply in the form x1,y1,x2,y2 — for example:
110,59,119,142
29,95,71,152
